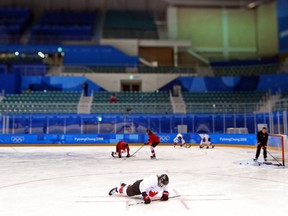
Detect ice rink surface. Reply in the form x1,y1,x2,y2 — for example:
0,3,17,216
1,145,288,216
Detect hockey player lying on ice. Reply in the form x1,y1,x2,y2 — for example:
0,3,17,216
109,174,169,204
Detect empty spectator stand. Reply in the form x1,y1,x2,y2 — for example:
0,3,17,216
0,91,81,114
211,58,280,77
0,7,31,44
91,91,172,114
182,91,267,113
273,91,288,112
102,10,158,39
29,10,96,44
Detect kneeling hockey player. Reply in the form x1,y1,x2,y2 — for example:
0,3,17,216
199,134,215,149
173,133,189,148
109,174,169,204
111,140,130,158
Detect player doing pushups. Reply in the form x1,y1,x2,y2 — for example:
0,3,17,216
111,140,130,158
199,134,215,149
108,174,169,204
145,129,160,159
173,133,187,147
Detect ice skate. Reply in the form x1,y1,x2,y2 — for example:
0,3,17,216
111,151,116,158
108,187,118,196
150,155,156,159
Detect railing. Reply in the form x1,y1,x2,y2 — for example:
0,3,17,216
185,101,269,114
1,95,288,135
61,63,288,76
0,111,287,135
273,98,288,112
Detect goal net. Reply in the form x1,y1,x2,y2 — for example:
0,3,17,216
267,134,288,166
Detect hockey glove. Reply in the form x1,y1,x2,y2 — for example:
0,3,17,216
142,192,151,204
161,191,169,201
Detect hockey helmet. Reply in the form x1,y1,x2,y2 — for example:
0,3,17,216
158,174,169,187
146,129,152,134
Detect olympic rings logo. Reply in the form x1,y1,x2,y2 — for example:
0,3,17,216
159,136,170,142
11,136,25,143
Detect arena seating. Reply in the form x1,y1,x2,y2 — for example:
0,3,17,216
182,91,266,113
0,7,31,43
102,10,158,39
29,10,96,43
91,91,172,114
211,58,280,77
273,91,288,112
0,91,81,114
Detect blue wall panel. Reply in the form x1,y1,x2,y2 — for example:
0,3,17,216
21,76,103,94
0,133,256,146
0,44,138,66
0,73,20,94
171,73,288,94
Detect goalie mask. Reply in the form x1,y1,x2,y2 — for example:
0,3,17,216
158,174,169,187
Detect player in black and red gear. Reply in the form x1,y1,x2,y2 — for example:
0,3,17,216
145,129,160,159
254,127,268,161
108,174,169,204
111,140,130,158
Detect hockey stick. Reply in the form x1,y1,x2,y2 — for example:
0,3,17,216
267,150,283,166
128,195,181,206
130,144,145,156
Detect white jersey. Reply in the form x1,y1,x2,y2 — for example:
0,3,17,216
139,175,168,198
173,133,185,144
200,134,211,144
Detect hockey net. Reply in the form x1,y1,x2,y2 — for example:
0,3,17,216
267,134,288,166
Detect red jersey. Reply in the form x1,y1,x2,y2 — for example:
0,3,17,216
147,133,160,144
116,141,130,155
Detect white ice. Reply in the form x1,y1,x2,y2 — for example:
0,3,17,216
1,145,288,216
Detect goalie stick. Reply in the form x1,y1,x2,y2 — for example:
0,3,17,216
128,195,181,206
